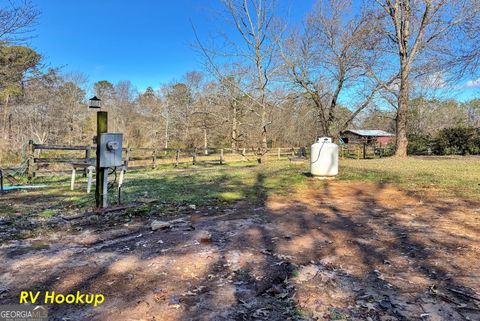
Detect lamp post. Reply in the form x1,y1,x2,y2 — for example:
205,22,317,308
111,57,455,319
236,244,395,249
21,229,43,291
89,96,108,208
89,96,101,109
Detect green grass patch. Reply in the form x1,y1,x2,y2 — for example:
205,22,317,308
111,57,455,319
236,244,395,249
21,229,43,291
38,209,57,218
219,191,244,201
2,157,479,223
338,156,480,199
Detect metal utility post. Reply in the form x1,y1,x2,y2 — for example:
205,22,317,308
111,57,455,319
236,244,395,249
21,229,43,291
96,111,108,208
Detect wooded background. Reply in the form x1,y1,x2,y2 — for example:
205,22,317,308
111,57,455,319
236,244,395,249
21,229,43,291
1,0,480,164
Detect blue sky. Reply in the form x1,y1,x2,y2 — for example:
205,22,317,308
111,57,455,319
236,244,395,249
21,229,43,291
13,0,480,101
27,0,316,91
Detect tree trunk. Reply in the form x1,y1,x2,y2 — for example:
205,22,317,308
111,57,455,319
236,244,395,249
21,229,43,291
261,106,267,152
8,113,13,143
164,118,169,149
317,108,330,138
395,66,409,157
231,100,237,150
2,94,10,139
311,95,330,138
258,93,268,164
203,128,208,155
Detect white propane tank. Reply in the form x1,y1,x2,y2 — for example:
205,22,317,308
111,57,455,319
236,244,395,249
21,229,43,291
310,137,339,177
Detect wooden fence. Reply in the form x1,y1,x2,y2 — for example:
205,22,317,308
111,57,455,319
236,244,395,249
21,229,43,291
25,141,303,177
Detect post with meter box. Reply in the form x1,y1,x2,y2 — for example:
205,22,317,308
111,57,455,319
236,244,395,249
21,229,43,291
97,132,123,208
89,97,124,209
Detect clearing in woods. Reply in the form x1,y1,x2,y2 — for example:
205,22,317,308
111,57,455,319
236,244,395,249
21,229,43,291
0,158,479,320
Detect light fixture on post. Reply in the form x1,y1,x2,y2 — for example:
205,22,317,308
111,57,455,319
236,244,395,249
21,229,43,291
89,96,102,109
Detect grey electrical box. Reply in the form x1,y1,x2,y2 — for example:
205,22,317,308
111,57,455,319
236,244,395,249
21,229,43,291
99,133,123,168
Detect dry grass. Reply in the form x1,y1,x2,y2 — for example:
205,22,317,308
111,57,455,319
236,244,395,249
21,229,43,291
339,156,480,200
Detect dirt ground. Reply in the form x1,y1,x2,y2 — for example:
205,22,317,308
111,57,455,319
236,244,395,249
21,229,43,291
1,180,479,321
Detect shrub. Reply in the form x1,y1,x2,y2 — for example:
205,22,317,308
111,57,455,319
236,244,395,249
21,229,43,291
407,133,433,155
432,127,480,155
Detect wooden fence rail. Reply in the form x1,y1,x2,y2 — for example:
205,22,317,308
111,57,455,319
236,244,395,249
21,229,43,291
26,142,305,177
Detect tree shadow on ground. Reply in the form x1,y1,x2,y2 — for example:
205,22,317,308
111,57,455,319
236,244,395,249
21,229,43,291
0,169,479,320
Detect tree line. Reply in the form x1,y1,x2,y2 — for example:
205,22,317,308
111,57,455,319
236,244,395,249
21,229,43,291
1,0,479,164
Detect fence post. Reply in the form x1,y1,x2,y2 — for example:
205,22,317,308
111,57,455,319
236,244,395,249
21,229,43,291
192,148,197,165
152,149,157,169
357,145,361,159
174,149,180,167
85,146,91,162
84,146,91,177
27,140,35,182
125,148,131,168
87,166,94,193
70,168,76,191
220,148,224,164
277,148,280,160
291,147,295,157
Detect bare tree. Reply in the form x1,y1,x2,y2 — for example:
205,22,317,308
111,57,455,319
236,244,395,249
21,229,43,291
0,0,38,45
195,0,279,162
277,0,385,138
137,86,162,147
370,0,480,157
0,45,41,140
56,73,87,145
162,80,194,147
456,1,480,74
217,64,250,149
221,76,243,149
159,85,175,149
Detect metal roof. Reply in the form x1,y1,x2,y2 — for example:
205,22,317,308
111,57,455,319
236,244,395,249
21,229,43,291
343,129,395,137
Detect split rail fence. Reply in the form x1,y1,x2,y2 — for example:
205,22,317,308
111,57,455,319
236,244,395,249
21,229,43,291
25,141,304,177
